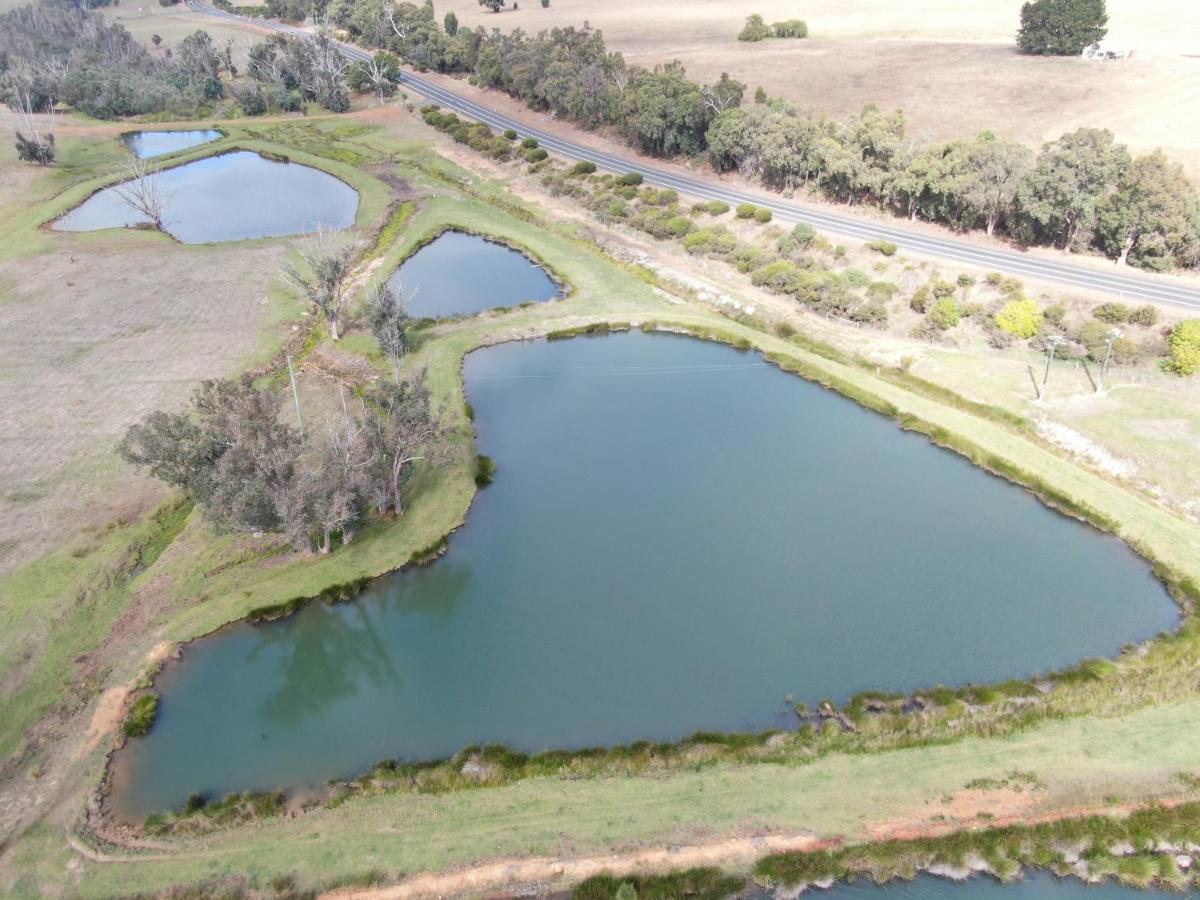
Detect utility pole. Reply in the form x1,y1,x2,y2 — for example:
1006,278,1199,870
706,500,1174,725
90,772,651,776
286,353,304,432
1041,335,1064,399
1097,327,1121,393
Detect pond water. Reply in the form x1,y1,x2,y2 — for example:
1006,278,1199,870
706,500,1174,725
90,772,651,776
123,130,223,158
746,873,1192,898
387,230,561,318
110,332,1177,819
54,150,358,243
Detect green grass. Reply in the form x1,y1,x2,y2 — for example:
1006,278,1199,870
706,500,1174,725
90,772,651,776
121,693,158,738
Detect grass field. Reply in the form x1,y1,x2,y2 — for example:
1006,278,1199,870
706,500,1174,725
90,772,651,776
436,0,1200,182
2,105,1200,897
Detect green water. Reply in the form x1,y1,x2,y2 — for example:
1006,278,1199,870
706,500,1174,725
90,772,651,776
387,230,561,318
123,130,222,158
54,150,358,243
111,332,1177,819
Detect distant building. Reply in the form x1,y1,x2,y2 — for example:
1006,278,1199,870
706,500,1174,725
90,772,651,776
1082,40,1134,59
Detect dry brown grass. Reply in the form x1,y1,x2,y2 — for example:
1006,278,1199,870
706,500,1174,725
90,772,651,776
438,0,1200,180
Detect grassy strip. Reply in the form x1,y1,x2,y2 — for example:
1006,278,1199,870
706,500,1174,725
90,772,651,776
120,694,158,738
756,801,1200,891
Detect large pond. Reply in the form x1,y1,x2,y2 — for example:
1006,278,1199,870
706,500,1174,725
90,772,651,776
387,230,561,318
110,332,1176,819
123,129,222,158
747,873,1193,898
54,150,358,243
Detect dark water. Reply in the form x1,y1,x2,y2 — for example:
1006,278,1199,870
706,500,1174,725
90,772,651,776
746,872,1192,898
122,130,222,158
54,150,358,243
387,230,561,318
111,332,1176,818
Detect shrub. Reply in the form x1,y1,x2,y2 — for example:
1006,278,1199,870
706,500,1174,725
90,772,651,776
956,273,976,288
995,297,1043,338
928,297,961,331
735,246,771,273
772,18,807,38
503,128,518,140
615,171,643,186
521,137,539,149
568,160,597,176
706,200,731,216
1076,320,1141,364
738,13,771,41
843,268,869,288
1043,303,1067,325
866,239,897,256
653,188,678,205
754,207,773,223
998,276,1024,295
1093,302,1130,323
1165,319,1200,376
617,185,639,200
930,279,957,299
604,200,628,219
662,216,695,238
525,147,549,163
736,203,758,219
1129,304,1159,327
474,455,497,487
909,286,931,314
123,693,159,737
750,260,802,292
866,281,898,301
684,230,716,254
849,300,888,326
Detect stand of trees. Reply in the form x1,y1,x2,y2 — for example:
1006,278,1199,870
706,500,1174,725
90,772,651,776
1018,0,1107,56
118,372,450,554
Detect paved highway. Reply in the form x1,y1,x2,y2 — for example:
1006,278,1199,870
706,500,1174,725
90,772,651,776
189,1,1200,310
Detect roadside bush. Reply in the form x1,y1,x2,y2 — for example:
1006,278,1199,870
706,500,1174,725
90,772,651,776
754,207,773,223
866,239,897,256
909,286,931,314
525,147,549,163
750,260,802,292
843,268,869,288
706,200,731,216
995,297,1043,338
568,160,597,176
1077,320,1141,364
1093,302,1130,323
735,246,772,273
1043,303,1067,325
866,281,898,301
653,188,678,205
503,128,518,139
615,171,643,186
930,279,957,299
617,185,639,200
1129,304,1159,327
736,203,758,219
928,298,961,330
521,137,539,149
1165,319,1200,376
957,273,976,288
604,200,628,219
662,215,695,238
849,300,888,326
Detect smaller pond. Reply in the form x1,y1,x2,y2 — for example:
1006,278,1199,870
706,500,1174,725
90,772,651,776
387,230,561,318
54,150,359,244
123,130,222,158
745,873,1193,898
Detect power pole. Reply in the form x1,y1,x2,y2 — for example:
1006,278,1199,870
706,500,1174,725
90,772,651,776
1098,327,1121,393
1041,335,1064,400
286,353,304,432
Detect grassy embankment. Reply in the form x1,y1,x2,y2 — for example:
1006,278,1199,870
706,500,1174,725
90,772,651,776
3,114,1200,895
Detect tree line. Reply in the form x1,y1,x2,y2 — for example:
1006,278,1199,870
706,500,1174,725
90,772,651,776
0,0,363,132
318,0,1200,271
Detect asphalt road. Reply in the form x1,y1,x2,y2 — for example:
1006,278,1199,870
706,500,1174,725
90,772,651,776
189,0,1200,311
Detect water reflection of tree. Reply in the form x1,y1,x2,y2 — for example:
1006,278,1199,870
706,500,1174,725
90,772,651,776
252,563,473,729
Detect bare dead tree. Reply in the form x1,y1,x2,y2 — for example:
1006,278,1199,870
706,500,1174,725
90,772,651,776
112,157,170,230
365,281,410,379
282,227,357,340
6,70,56,166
